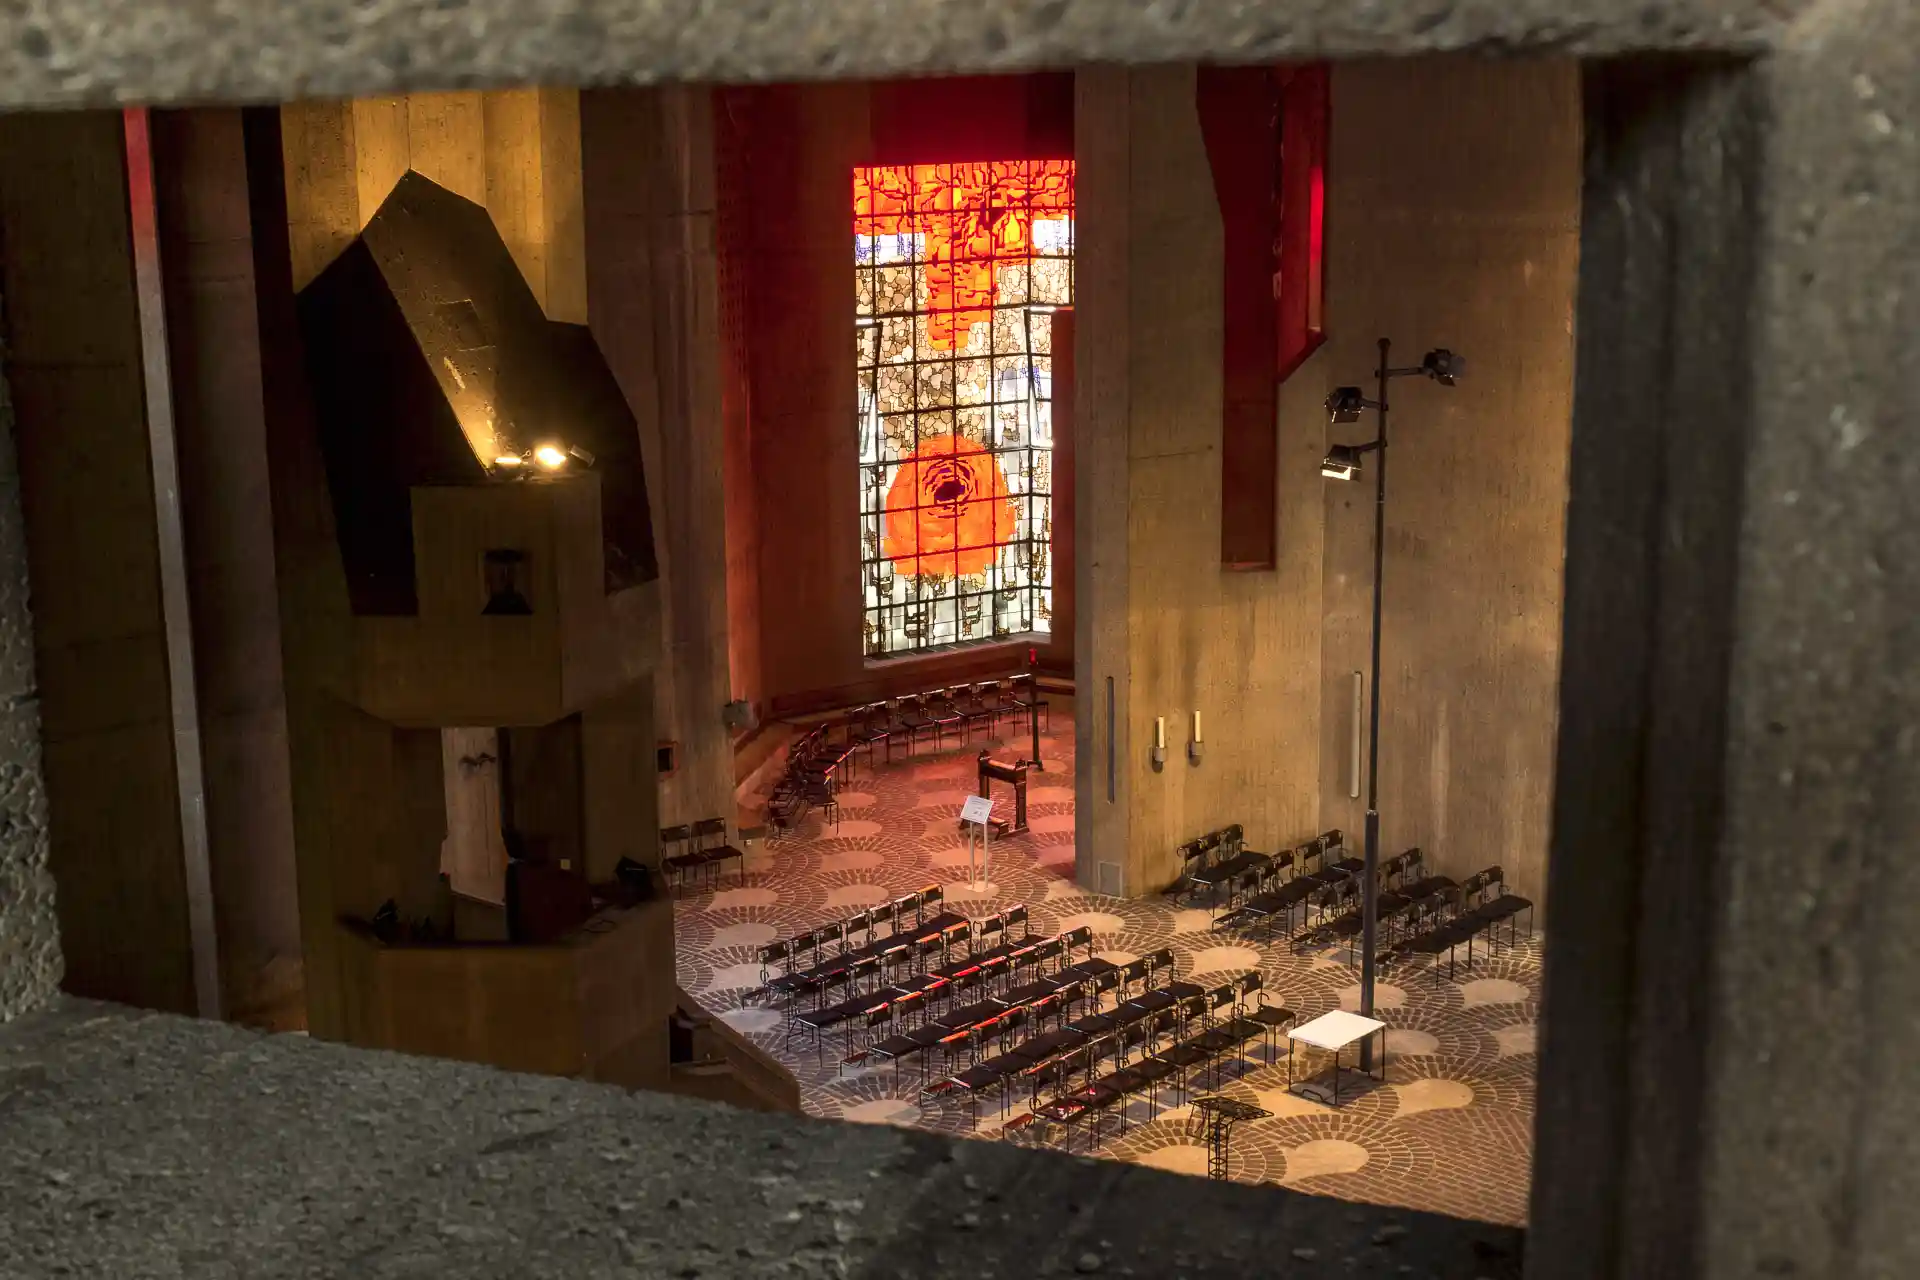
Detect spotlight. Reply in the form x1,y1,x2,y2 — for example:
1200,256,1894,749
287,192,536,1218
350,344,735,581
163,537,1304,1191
1326,386,1369,423
492,454,524,469
533,444,568,470
1421,349,1466,385
1320,443,1364,481
567,445,597,468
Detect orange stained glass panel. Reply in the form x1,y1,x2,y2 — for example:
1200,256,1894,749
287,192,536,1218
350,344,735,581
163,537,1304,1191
853,159,1075,350
880,434,1020,578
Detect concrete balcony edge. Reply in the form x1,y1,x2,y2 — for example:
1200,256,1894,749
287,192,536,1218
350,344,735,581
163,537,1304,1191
0,998,1524,1278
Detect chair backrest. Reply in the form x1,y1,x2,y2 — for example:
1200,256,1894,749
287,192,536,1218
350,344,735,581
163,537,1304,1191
1208,984,1237,1013
1181,840,1208,867
1117,957,1150,990
922,883,944,909
1145,947,1175,977
978,912,1005,940
895,889,924,918
1321,827,1345,851
759,938,790,965
1061,925,1093,953
660,823,691,848
692,817,726,843
1033,935,1063,965
1002,1006,1029,1036
1090,968,1121,997
1403,846,1425,876
845,909,872,938
819,920,845,945
1006,903,1029,933
864,1003,894,1029
1084,1034,1117,1066
1178,993,1208,1022
1236,970,1263,999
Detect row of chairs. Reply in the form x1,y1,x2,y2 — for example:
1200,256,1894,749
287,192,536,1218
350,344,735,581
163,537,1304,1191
838,925,1108,1080
659,817,743,894
780,908,1060,1056
840,676,1052,765
924,950,1211,1126
755,885,958,999
1005,973,1290,1152
763,676,1051,840
1213,838,1418,946
1385,865,1535,981
765,727,852,839
1177,827,1350,907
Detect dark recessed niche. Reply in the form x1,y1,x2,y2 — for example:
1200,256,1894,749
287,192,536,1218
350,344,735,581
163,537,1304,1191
481,548,533,616
657,743,678,776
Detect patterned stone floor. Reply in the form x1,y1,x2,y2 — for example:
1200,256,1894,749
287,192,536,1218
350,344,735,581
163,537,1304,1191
676,721,1541,1226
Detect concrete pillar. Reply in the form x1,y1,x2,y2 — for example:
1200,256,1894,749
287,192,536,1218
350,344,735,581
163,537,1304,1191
582,87,734,833
0,110,198,1013
149,107,305,1029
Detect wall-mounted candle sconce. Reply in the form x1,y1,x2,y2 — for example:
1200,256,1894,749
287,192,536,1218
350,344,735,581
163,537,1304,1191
1151,716,1167,769
1188,710,1204,764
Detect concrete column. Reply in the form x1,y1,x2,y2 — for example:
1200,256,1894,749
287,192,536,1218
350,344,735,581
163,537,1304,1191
149,107,305,1029
0,110,198,1013
582,87,734,834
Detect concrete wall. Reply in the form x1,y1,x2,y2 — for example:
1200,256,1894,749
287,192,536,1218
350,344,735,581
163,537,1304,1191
1074,67,1327,897
1076,60,1578,901
1313,62,1580,907
0,281,59,1023
280,90,586,320
0,112,200,1013
581,87,735,830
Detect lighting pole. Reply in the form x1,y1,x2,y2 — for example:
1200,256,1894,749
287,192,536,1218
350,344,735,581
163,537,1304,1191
1321,339,1464,1069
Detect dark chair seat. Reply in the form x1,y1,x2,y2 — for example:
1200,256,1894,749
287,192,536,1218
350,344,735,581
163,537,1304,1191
1066,1011,1120,1037
1017,1028,1087,1059
1001,980,1055,1007
1188,849,1272,888
1248,1004,1296,1029
1153,1040,1213,1071
1164,980,1208,1001
1124,989,1178,1016
871,1025,946,1061
1471,892,1534,925
1122,1056,1178,1087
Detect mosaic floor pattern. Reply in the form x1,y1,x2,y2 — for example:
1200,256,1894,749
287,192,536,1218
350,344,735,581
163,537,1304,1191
676,722,1540,1226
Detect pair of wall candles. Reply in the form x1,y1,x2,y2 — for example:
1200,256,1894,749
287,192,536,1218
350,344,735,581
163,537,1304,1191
1153,713,1202,749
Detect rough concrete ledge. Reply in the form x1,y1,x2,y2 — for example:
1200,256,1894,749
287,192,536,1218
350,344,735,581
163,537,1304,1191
0,999,1524,1278
0,0,1803,109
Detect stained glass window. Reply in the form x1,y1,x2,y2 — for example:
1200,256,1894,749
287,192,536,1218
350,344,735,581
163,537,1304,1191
855,159,1075,659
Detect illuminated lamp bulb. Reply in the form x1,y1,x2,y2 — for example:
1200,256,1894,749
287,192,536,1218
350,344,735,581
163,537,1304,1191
493,454,524,469
533,444,568,470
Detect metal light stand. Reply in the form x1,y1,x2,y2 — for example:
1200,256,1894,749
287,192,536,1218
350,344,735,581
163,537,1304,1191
1322,339,1463,1073
1027,646,1044,771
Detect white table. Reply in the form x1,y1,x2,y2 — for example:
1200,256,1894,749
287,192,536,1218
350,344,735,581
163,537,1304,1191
1286,1009,1388,1106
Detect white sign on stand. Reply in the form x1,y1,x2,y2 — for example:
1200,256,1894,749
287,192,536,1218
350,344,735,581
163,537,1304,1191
959,795,996,888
